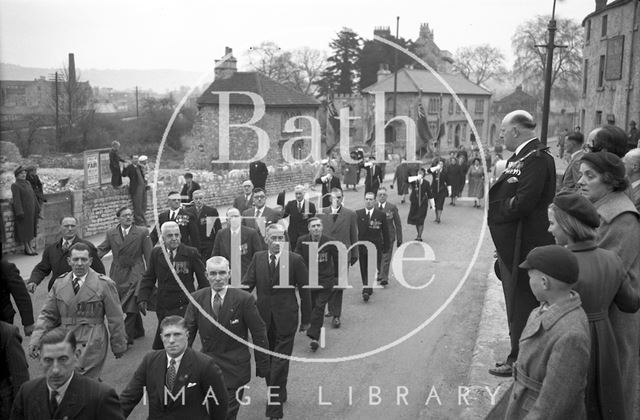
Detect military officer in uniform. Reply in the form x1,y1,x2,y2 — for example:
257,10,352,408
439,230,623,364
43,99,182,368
28,242,127,380
487,110,556,377
138,221,208,350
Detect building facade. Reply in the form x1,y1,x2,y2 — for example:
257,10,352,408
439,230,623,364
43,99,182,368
579,0,640,133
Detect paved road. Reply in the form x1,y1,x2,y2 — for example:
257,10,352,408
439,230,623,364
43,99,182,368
9,176,494,419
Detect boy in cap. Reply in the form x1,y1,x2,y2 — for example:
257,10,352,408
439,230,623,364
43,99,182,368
503,245,590,420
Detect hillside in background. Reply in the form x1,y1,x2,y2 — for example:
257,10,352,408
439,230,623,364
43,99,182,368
0,62,205,92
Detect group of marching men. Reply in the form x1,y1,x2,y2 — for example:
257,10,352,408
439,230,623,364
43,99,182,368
4,169,405,420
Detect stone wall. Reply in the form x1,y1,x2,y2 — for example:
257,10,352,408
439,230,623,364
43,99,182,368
2,164,317,255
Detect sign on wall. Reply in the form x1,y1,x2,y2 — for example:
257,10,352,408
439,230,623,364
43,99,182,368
83,148,111,188
605,35,624,81
99,151,112,185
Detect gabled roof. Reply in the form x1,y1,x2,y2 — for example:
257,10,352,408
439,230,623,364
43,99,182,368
495,86,536,104
197,72,320,108
362,68,492,96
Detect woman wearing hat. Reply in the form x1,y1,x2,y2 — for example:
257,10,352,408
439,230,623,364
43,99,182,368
10,166,39,255
577,151,640,419
466,157,484,208
548,191,640,419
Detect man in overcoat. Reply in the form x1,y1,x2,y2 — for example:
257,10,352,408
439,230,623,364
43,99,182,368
28,243,127,379
487,110,556,376
282,185,316,247
242,224,311,420
122,155,148,226
241,188,281,238
232,180,254,214
138,222,207,350
97,206,152,344
376,187,402,286
356,192,389,301
191,189,222,260
364,156,384,196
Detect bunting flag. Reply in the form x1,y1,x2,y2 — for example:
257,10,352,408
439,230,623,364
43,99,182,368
436,122,446,142
417,102,433,155
326,100,340,155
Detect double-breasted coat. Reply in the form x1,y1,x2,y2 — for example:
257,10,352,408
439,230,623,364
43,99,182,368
97,224,152,313
568,240,640,419
192,205,222,255
282,199,316,247
11,179,39,242
504,292,590,420
150,208,201,248
318,206,359,262
211,226,264,280
185,287,269,390
29,269,127,379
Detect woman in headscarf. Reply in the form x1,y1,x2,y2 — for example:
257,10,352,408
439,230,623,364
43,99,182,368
548,191,640,419
577,151,640,420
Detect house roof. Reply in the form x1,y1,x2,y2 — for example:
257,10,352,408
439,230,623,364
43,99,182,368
582,0,634,25
362,68,492,96
197,72,320,108
495,86,536,104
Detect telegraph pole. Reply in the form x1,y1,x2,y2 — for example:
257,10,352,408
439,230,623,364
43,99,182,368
48,72,60,149
392,16,400,118
135,86,139,118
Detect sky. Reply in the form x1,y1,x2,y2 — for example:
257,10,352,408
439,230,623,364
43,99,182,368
1,0,595,72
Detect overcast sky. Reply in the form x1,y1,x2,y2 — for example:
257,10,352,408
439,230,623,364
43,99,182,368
1,0,594,72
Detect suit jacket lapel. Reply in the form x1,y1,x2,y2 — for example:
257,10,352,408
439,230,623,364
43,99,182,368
219,288,237,325
173,349,193,395
57,374,83,418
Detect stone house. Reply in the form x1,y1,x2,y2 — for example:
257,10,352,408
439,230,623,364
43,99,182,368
183,48,321,170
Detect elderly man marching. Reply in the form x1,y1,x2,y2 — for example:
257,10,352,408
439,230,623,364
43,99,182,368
28,242,127,379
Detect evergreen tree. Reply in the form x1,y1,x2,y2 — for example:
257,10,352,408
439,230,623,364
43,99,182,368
319,28,362,96
358,33,415,90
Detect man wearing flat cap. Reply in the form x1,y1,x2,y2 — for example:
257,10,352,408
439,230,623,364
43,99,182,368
496,245,591,419
122,155,149,226
488,110,556,377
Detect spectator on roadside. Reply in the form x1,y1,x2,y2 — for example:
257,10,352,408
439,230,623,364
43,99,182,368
11,166,39,256
315,165,342,209
628,120,639,151
122,155,149,226
588,125,629,157
623,148,640,212
249,160,268,190
557,127,568,158
1,258,34,337
560,132,586,192
466,158,485,208
180,172,201,204
0,320,29,419
109,140,126,188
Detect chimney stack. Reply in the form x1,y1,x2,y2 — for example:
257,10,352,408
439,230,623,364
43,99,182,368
377,63,391,82
215,47,237,80
68,53,76,83
595,0,607,11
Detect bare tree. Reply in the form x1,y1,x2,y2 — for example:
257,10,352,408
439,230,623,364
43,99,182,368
511,15,583,102
291,47,328,96
453,44,508,85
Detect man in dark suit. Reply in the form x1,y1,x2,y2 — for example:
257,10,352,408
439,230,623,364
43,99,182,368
241,188,281,238
120,316,228,420
180,172,202,204
232,181,254,214
488,110,556,377
282,185,316,247
295,218,339,351
191,190,222,261
0,321,29,419
122,155,148,226
242,224,312,420
250,160,269,190
315,165,342,208
185,256,269,420
97,206,152,345
364,156,384,196
356,192,390,301
318,188,358,328
27,216,105,292
376,187,402,286
11,329,124,420
150,191,200,248
1,259,33,336
212,208,264,283
139,222,208,350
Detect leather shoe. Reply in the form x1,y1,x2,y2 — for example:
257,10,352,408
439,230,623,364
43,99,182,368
332,317,341,328
488,362,513,377
325,312,333,318
363,294,370,302
379,280,388,286
310,340,319,352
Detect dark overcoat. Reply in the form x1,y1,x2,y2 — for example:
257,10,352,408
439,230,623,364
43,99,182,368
407,179,432,225
282,199,316,247
211,226,264,280
11,179,38,242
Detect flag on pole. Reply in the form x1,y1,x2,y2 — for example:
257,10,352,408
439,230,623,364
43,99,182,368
417,102,433,155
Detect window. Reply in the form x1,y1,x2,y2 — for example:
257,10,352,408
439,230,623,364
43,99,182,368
448,98,454,114
282,110,302,132
455,101,461,114
586,19,591,42
463,98,468,113
605,36,624,80
601,15,607,37
583,59,589,95
595,111,602,126
598,55,605,88
475,99,484,114
428,97,440,114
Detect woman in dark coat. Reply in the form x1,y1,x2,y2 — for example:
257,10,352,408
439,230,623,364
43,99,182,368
11,166,39,255
428,157,449,224
548,192,640,420
407,167,433,241
446,156,464,206
109,140,126,187
343,151,360,191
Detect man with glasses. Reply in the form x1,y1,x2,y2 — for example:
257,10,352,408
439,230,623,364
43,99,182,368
185,256,269,420
97,206,152,345
150,191,200,249
318,188,358,328
241,188,281,238
27,216,105,293
191,190,222,261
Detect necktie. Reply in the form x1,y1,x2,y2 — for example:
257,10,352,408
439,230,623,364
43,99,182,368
72,277,80,295
169,250,175,265
368,211,372,222
62,240,70,251
122,228,128,238
269,254,277,278
166,359,176,390
332,212,338,222
298,201,302,210
255,208,260,218
50,390,59,415
213,292,222,319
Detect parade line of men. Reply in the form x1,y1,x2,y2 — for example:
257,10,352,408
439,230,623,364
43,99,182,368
6,176,409,420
